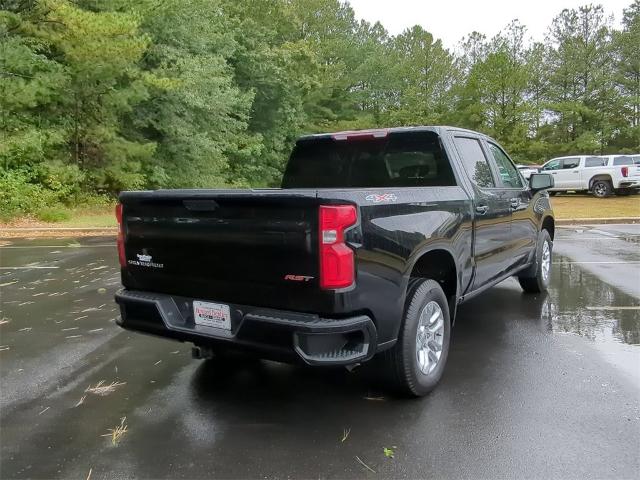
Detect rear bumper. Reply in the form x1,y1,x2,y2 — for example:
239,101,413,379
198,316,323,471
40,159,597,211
618,181,640,189
115,289,377,366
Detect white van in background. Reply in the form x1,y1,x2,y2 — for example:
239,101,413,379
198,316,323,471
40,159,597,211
540,154,640,197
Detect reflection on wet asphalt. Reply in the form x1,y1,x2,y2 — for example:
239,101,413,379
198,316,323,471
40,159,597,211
1,227,639,479
554,223,640,300
548,259,639,346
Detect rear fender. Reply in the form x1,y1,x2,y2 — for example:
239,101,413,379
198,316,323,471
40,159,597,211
589,174,613,190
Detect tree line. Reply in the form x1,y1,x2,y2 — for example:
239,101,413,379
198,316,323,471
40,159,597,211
1,0,638,218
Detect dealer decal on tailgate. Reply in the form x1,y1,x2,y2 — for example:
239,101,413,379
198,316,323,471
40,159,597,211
128,253,164,269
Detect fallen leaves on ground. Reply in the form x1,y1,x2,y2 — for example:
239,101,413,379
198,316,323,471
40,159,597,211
102,417,128,446
85,380,126,396
355,456,376,473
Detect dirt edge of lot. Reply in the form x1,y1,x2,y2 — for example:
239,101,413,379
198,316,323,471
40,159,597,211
0,228,118,239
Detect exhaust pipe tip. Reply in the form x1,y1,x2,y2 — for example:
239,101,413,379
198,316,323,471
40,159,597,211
191,346,214,360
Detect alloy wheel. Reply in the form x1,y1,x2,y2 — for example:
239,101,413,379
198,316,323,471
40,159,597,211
415,301,444,375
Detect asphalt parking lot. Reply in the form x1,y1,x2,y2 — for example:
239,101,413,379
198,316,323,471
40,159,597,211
1,224,639,479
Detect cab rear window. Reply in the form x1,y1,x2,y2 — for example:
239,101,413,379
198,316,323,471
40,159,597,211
282,131,457,188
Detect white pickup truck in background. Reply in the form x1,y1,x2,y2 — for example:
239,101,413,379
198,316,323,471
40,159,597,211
540,154,640,197
516,164,540,180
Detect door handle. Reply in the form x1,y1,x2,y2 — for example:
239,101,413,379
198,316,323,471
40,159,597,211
475,205,489,215
510,198,519,209
550,172,558,174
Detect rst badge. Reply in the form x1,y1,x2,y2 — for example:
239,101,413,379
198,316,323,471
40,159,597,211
128,252,164,269
284,274,314,282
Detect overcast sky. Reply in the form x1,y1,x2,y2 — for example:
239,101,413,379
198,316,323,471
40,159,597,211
346,0,631,50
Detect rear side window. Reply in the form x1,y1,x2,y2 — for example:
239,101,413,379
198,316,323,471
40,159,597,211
282,131,457,188
562,158,580,169
613,156,636,166
585,156,606,167
452,137,495,188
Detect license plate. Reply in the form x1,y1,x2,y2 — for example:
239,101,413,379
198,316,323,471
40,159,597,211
193,301,231,330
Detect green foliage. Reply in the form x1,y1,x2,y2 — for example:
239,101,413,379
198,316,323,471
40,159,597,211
1,0,639,220
0,168,52,220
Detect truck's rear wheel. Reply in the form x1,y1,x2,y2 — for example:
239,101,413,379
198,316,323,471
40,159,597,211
383,279,451,397
592,180,612,198
518,229,552,293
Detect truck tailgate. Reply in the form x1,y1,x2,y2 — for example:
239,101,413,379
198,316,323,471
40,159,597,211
119,190,322,308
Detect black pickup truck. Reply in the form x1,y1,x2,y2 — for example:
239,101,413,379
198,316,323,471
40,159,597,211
115,126,555,396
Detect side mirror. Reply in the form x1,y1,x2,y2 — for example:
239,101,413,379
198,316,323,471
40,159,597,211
529,173,554,192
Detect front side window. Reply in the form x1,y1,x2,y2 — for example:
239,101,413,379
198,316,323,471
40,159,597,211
562,158,580,169
452,137,495,189
585,156,606,167
487,142,523,188
543,159,562,170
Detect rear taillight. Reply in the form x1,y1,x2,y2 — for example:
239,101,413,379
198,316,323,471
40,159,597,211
319,205,357,289
115,203,126,268
621,166,629,177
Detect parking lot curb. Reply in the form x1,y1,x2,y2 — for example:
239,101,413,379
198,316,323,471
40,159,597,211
556,217,640,225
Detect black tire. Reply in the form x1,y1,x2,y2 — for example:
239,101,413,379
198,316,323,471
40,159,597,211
518,229,552,293
591,180,612,198
382,279,451,397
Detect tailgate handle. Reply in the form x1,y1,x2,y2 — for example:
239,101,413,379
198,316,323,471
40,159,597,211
183,199,220,211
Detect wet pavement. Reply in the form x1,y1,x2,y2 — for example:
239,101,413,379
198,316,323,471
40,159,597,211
0,225,639,479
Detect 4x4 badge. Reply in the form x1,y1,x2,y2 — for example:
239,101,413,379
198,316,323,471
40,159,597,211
365,193,397,203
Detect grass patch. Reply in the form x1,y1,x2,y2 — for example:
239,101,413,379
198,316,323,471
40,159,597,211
36,207,72,223
54,205,116,227
4,195,639,229
1,204,116,228
551,194,640,219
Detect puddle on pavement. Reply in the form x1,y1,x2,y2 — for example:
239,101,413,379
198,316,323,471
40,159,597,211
545,256,640,346
557,227,640,247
